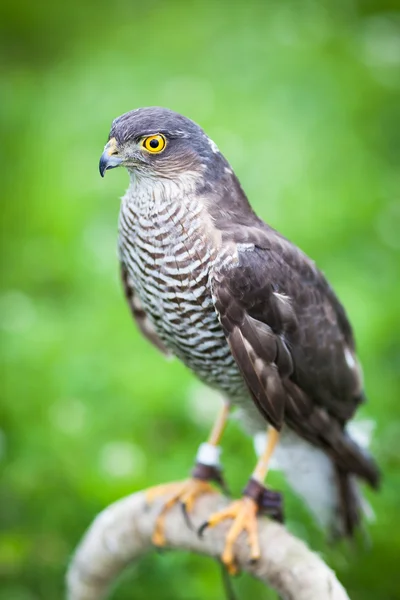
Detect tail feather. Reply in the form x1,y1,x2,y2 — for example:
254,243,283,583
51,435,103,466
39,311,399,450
333,421,380,538
335,467,362,537
257,421,380,538
328,431,380,490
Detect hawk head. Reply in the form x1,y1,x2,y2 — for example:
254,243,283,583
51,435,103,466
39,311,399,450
99,107,226,181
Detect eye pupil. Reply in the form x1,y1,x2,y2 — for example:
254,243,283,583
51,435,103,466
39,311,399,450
142,134,165,153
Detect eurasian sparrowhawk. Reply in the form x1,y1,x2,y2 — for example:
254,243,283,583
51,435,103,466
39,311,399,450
99,107,379,572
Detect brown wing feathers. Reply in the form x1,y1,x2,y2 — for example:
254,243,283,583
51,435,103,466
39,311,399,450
283,378,379,487
212,243,380,491
212,262,295,430
226,315,286,429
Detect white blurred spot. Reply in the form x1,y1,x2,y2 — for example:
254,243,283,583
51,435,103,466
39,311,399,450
208,138,219,153
253,431,266,458
346,419,376,450
186,382,223,426
49,398,87,435
361,495,376,523
237,243,254,252
196,442,221,467
359,16,400,67
344,347,356,369
0,291,36,333
99,441,146,478
274,291,291,304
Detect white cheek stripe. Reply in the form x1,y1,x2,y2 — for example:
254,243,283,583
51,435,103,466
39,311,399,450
196,442,221,466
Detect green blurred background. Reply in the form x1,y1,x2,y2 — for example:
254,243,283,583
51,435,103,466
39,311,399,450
1,1,400,598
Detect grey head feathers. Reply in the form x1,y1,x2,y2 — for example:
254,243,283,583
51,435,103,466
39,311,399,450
108,107,230,183
110,107,204,143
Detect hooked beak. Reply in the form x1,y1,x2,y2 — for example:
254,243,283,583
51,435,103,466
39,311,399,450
99,137,123,177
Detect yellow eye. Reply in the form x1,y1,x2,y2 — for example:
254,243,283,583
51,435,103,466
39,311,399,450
141,134,166,153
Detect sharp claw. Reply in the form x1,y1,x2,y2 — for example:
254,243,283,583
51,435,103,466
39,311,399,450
152,529,167,547
225,560,238,575
198,521,210,538
249,549,261,562
181,502,195,530
149,478,218,545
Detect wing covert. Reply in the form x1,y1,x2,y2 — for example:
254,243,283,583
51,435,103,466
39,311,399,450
211,248,297,429
211,236,365,429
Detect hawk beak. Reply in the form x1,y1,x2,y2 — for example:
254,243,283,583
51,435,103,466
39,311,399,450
99,137,123,177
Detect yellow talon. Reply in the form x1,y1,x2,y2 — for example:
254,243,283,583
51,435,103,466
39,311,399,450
146,479,216,547
201,496,260,574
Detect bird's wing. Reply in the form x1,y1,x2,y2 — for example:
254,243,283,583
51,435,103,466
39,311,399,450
211,237,380,492
210,246,294,430
210,235,364,431
120,262,171,356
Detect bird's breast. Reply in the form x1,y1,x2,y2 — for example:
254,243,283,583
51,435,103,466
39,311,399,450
119,196,244,396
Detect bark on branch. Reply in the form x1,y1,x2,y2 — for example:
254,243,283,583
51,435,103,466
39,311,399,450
66,488,350,600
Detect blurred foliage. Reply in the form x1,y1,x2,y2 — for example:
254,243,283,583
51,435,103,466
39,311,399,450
1,0,400,599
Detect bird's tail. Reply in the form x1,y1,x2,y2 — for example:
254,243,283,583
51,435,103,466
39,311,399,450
262,419,380,538
334,467,365,537
330,420,380,538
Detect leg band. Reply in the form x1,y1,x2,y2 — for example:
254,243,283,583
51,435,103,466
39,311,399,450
243,477,284,522
195,442,221,467
192,443,229,494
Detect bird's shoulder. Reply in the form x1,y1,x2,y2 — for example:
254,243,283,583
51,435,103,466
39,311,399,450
210,224,364,422
213,223,353,345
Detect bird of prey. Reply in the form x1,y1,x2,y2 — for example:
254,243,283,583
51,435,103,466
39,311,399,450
99,107,379,573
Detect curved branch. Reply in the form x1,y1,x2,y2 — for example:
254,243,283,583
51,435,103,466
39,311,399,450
66,488,350,600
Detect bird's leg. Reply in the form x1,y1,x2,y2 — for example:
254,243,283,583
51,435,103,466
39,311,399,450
146,402,230,546
252,427,280,481
191,401,231,492
199,426,283,574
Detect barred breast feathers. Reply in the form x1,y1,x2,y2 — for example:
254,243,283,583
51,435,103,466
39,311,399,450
117,168,247,397
119,168,223,256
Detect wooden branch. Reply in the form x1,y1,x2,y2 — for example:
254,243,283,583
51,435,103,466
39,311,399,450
67,488,350,600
